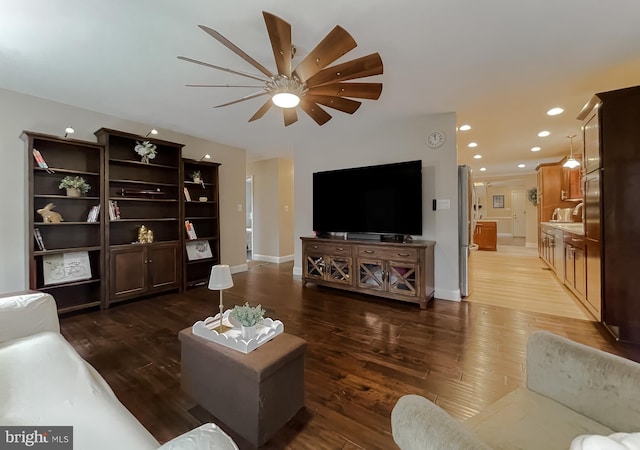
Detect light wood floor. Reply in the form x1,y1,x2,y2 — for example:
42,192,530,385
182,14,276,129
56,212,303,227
465,244,593,321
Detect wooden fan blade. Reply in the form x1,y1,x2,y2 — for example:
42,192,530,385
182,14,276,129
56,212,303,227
214,91,268,108
305,53,383,88
249,99,274,122
306,82,382,100
177,56,268,82
263,12,292,78
198,25,274,78
186,84,265,88
293,26,357,83
304,95,361,114
299,99,332,126
283,108,298,126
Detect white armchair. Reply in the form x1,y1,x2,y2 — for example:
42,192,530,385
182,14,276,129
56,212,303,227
391,331,640,450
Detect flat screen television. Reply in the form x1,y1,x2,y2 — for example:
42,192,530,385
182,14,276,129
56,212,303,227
313,160,422,236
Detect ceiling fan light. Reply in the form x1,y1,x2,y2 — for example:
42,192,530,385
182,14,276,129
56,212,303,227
272,92,300,108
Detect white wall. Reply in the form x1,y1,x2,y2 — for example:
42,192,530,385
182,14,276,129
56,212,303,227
246,158,295,262
0,88,247,294
292,113,461,301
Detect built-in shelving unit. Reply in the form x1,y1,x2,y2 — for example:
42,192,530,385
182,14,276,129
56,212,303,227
22,131,105,313
181,159,221,289
95,128,184,306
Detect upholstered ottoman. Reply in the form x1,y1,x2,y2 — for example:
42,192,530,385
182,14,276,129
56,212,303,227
179,328,306,447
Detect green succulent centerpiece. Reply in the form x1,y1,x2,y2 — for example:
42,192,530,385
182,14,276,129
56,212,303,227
59,176,91,196
134,140,157,163
230,302,265,327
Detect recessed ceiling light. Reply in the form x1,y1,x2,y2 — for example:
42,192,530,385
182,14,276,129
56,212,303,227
479,167,487,172
538,130,550,137
459,124,471,131
468,142,478,148
547,107,564,116
473,154,482,159
518,163,526,168
531,146,541,152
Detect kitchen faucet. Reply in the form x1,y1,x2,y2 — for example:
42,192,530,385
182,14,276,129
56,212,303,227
573,202,584,221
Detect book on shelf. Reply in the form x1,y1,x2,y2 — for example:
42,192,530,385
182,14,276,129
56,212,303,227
42,251,92,286
32,148,54,174
108,201,121,221
86,205,100,223
183,187,192,202
184,220,197,240
185,240,212,261
34,228,46,251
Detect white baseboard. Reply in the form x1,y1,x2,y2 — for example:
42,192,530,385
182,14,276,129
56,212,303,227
435,288,461,302
497,233,513,237
292,266,302,277
230,263,248,274
525,242,538,248
252,254,294,264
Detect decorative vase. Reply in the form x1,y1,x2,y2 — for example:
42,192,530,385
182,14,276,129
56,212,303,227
141,155,150,164
240,325,257,340
66,188,81,197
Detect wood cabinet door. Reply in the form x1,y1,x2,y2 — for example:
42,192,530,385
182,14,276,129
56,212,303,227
304,253,325,280
574,246,586,298
327,257,352,286
564,244,575,287
148,243,180,292
110,246,146,300
388,261,419,297
357,258,385,292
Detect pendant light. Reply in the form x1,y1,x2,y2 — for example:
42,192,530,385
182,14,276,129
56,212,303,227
563,134,580,169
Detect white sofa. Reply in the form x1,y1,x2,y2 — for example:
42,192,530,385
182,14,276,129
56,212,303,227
0,291,238,450
391,330,640,450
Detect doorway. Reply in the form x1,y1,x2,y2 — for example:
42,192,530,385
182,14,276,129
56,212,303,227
511,190,526,238
246,176,253,260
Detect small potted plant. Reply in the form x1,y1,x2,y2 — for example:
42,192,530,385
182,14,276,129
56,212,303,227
58,176,91,197
134,140,157,163
230,302,265,340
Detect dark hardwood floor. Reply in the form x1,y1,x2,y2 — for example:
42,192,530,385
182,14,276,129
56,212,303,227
59,262,639,449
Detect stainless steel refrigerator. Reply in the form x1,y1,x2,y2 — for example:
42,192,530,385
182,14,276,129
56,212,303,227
458,165,474,297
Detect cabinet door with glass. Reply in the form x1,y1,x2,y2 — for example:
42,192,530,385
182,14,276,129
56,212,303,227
357,258,385,292
326,256,352,285
388,261,419,297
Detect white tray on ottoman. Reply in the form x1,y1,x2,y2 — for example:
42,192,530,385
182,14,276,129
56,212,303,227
192,310,284,354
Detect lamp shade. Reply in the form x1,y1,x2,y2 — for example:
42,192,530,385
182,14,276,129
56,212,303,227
208,265,233,290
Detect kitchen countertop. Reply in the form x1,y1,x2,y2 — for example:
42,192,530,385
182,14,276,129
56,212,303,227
541,221,584,235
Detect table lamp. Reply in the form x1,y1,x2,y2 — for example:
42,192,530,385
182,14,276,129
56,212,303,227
208,264,233,333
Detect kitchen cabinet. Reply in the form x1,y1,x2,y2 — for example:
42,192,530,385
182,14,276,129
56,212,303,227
301,237,435,309
474,221,497,251
540,228,555,268
564,233,586,303
561,165,582,201
577,85,640,342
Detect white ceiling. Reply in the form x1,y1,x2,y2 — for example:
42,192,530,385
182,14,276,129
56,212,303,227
2,1,640,176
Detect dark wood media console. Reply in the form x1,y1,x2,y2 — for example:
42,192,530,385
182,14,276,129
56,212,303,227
300,236,435,309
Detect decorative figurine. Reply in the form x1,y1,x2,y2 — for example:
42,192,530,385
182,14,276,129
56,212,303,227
138,225,153,243
37,203,64,223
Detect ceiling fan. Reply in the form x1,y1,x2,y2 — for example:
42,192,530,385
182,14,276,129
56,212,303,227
178,11,383,126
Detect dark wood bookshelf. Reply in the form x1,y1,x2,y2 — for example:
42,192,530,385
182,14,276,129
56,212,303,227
181,158,221,290
96,128,184,306
22,130,105,314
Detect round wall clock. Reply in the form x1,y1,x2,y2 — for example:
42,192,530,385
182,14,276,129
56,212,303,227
426,130,446,149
